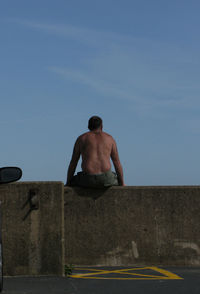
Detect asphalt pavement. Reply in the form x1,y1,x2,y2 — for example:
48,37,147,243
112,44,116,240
3,267,200,294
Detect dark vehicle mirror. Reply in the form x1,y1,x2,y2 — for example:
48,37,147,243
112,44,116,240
0,167,22,184
0,166,22,292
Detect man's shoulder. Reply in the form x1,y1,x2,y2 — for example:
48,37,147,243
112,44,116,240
76,132,90,141
102,131,114,139
77,131,114,141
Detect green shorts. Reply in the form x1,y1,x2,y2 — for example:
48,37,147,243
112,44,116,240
70,170,119,188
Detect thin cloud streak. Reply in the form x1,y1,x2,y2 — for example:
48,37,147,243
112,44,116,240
8,19,200,113
6,18,129,48
6,18,195,58
49,66,139,102
49,64,197,112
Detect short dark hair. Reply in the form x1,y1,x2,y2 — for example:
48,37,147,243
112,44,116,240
88,116,103,131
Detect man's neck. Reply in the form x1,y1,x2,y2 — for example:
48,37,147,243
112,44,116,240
91,128,102,134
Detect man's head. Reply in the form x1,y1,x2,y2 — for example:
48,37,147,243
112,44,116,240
88,116,103,131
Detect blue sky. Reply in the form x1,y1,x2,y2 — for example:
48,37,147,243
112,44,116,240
1,0,200,185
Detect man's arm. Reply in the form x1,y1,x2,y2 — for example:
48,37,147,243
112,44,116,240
110,139,125,186
66,138,80,186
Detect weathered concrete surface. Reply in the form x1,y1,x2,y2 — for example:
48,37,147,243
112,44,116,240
1,183,200,276
64,186,200,267
0,182,65,276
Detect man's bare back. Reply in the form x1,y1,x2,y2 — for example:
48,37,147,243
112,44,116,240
79,130,114,174
66,116,124,186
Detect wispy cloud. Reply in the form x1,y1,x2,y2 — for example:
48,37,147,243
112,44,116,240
8,18,200,115
6,18,128,48
49,66,140,102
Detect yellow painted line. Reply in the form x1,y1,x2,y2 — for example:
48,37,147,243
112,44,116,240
71,268,148,278
70,267,183,280
110,271,167,278
71,276,176,280
72,268,127,277
71,275,170,280
74,267,154,273
149,267,183,280
74,268,109,272
72,270,163,279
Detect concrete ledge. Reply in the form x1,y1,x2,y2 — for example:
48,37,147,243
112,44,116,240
0,182,65,276
1,183,200,275
64,186,200,266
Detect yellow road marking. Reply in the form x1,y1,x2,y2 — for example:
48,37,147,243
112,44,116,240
72,268,161,278
150,267,183,280
70,267,183,280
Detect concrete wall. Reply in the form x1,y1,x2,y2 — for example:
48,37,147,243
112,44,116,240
0,182,64,276
1,183,200,276
64,186,200,267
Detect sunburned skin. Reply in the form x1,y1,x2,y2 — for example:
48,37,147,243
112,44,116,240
67,128,125,186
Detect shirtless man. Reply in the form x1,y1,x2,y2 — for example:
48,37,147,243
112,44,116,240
66,116,125,187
